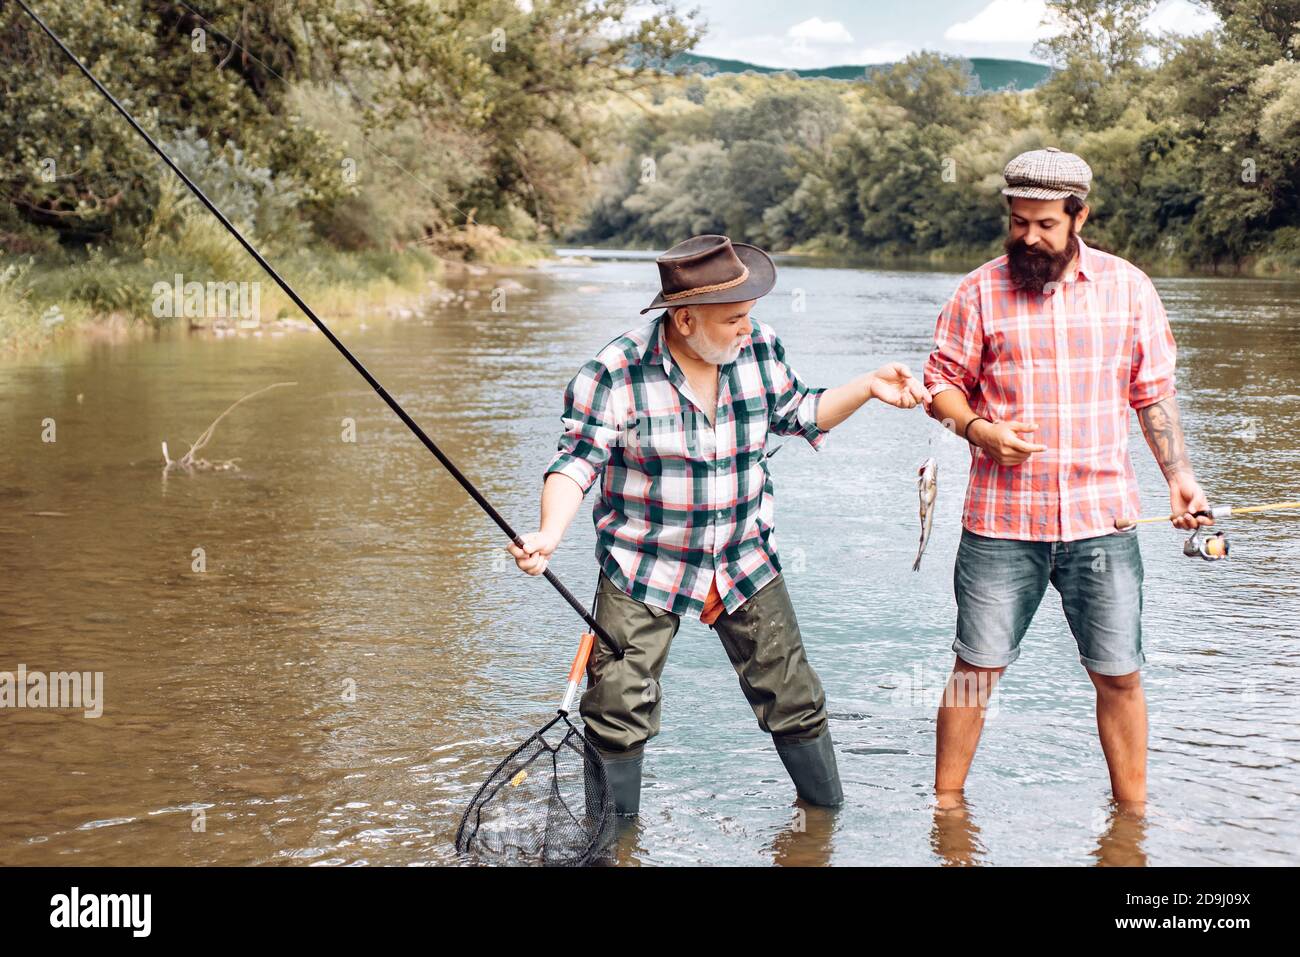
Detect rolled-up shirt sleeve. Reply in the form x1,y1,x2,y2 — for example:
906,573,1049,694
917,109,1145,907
924,279,983,401
1129,276,1178,410
765,328,828,450
544,359,619,495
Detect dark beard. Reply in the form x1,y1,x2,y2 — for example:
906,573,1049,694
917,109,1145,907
1005,232,1079,293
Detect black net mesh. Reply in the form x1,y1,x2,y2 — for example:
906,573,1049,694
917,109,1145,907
455,714,615,866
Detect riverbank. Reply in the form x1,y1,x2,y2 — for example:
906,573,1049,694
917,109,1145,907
560,236,1300,280
0,233,549,357
7,230,1295,359
779,235,1300,279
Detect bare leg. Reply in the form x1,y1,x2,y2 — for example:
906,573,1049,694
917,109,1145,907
1088,669,1147,804
935,657,1006,793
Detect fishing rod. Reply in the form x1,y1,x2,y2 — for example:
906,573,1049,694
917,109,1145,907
1116,499,1300,562
12,0,623,658
1115,500,1300,529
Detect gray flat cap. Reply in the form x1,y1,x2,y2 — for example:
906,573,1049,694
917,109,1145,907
1002,147,1092,202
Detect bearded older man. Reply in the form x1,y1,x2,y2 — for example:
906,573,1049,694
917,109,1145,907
509,235,931,814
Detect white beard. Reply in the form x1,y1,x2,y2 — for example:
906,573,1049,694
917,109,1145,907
686,329,744,365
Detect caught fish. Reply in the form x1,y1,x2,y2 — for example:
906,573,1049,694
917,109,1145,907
913,457,938,571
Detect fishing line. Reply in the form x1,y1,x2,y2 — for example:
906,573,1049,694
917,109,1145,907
12,0,623,657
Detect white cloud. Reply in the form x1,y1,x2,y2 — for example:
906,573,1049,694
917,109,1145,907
696,16,868,69
1146,0,1220,36
694,0,1222,71
944,0,1063,46
787,17,854,45
944,0,1220,53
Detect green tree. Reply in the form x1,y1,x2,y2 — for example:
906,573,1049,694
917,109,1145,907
1034,0,1156,129
0,0,699,251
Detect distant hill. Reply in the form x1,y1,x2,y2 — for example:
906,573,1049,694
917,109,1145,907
667,51,1051,91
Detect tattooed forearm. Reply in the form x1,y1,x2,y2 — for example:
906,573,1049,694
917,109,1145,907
1137,396,1191,477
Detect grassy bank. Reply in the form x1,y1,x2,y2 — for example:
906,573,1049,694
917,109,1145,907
0,247,436,354
0,222,550,356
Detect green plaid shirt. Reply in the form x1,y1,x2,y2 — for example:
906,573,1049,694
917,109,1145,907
546,312,828,619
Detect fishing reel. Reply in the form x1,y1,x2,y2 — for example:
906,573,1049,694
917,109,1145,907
1183,517,1229,562
1119,501,1300,559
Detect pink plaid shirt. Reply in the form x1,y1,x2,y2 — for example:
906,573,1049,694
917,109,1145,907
923,239,1178,542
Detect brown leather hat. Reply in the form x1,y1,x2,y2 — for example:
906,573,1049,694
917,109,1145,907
640,234,777,314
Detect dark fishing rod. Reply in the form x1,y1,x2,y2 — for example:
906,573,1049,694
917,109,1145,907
12,0,623,658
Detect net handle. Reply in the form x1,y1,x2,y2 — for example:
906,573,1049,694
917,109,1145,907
558,632,596,714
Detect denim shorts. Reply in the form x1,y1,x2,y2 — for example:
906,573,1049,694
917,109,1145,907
952,528,1145,676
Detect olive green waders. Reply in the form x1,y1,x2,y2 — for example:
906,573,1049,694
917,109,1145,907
581,572,844,813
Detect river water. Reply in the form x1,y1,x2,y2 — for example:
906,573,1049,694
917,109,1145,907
1,251,1297,866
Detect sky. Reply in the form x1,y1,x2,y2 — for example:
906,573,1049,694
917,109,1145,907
683,0,1221,68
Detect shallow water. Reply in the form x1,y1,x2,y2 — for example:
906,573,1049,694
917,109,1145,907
1,253,1297,865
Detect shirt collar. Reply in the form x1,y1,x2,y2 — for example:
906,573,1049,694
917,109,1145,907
644,311,670,368
1071,236,1095,282
645,312,690,395
1038,237,1093,298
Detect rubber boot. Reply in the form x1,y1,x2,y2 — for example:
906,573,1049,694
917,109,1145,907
584,736,644,817
773,730,844,807
601,748,644,817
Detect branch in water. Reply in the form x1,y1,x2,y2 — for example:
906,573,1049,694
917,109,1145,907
162,381,297,472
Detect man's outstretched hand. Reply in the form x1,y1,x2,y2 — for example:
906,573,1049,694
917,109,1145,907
868,362,932,410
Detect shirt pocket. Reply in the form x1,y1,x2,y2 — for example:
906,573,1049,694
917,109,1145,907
733,394,769,454
628,413,690,461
